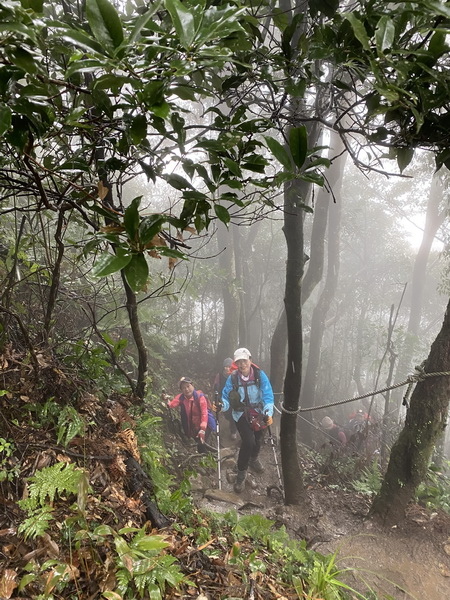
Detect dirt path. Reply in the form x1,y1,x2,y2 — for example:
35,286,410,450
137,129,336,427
193,420,450,600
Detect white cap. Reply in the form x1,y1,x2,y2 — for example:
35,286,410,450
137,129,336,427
234,347,251,362
321,416,334,430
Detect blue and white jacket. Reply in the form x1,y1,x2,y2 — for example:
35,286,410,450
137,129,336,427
221,366,274,422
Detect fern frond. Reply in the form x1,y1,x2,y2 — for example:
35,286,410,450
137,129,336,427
18,505,54,540
27,462,83,506
57,405,85,447
116,567,132,596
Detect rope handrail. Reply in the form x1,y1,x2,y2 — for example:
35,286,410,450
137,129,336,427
277,369,450,415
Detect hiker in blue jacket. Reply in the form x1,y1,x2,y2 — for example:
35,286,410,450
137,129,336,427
220,347,274,493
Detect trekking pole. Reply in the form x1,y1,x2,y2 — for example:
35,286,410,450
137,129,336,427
267,424,283,490
215,392,222,490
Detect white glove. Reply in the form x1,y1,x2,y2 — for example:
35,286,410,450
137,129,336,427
198,429,205,444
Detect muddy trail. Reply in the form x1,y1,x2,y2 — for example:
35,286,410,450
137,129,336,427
1,347,449,600
181,412,450,600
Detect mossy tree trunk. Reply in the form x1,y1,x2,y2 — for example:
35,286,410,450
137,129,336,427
371,298,450,524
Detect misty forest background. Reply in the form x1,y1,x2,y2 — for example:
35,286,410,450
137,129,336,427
1,0,450,537
2,0,450,598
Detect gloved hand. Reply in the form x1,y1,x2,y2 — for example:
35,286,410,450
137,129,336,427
197,429,206,444
213,401,223,413
264,415,273,426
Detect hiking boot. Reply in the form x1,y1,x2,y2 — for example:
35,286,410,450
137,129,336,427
249,458,264,474
234,469,247,493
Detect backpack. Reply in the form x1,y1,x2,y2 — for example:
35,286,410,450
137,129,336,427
229,367,267,431
230,365,261,392
195,390,217,432
180,390,216,436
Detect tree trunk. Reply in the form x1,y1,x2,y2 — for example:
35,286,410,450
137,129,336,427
302,186,331,304
215,221,239,371
393,174,446,415
270,309,287,394
371,298,450,524
271,180,329,395
43,209,67,343
298,134,346,444
233,225,248,346
282,176,306,504
121,273,148,400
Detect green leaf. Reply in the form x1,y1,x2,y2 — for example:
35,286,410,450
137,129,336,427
93,524,115,537
0,23,37,43
124,197,141,240
65,58,106,78
143,80,165,107
8,47,38,75
129,1,163,43
18,572,36,592
129,114,147,145
264,136,293,171
397,147,414,174
138,160,156,183
170,85,197,101
164,0,196,49
375,15,395,54
428,30,447,60
271,7,290,31
165,173,195,191
25,0,44,12
92,248,132,277
62,30,106,55
223,157,242,177
56,158,90,172
157,246,186,259
311,0,339,18
289,126,308,169
345,13,370,51
86,0,124,52
195,5,246,46
139,214,165,246
214,204,230,225
133,536,170,552
150,101,170,119
148,583,162,600
123,254,149,292
0,105,12,136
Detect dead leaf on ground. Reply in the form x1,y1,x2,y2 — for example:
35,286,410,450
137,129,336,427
0,569,18,599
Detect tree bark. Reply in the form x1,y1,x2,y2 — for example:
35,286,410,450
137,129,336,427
270,183,329,393
282,176,306,503
298,134,346,444
371,298,450,524
215,221,239,371
270,309,287,394
43,209,67,342
121,273,147,400
393,174,446,415
302,187,331,304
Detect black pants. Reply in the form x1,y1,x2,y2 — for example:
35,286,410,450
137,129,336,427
224,410,237,434
236,414,265,471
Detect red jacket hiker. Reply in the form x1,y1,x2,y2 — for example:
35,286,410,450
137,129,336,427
168,377,210,450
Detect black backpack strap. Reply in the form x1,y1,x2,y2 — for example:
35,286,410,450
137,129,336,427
253,366,261,389
232,371,239,391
